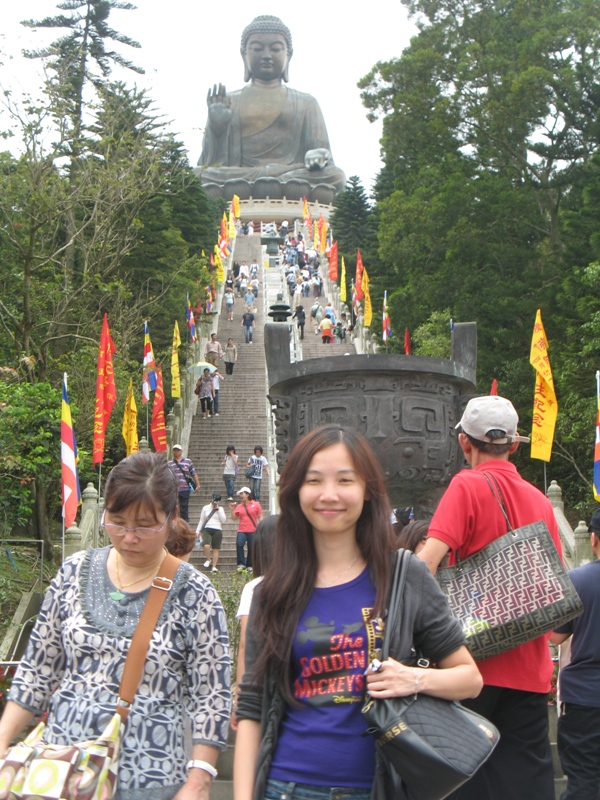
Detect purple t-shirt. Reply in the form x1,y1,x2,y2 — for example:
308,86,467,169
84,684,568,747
269,567,383,788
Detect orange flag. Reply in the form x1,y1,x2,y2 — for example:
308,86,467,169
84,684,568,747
329,241,338,281
355,250,364,300
404,327,412,355
490,379,498,395
93,313,117,466
150,366,168,452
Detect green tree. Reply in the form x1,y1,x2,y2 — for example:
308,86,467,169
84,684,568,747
0,379,63,549
359,0,600,507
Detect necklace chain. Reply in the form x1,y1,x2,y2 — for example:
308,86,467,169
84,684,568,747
318,554,360,588
114,548,167,591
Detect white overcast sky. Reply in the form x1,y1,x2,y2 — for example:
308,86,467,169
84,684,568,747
0,1,416,194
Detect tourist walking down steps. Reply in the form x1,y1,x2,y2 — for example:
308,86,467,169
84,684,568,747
230,487,262,573
168,444,199,522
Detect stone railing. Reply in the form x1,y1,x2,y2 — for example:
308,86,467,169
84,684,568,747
314,243,378,355
165,251,231,454
64,482,105,556
546,480,595,567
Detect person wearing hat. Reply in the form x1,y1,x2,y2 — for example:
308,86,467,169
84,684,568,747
550,511,600,800
418,394,561,800
167,444,200,522
229,488,262,573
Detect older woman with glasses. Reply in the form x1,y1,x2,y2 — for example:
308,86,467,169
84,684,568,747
0,452,231,800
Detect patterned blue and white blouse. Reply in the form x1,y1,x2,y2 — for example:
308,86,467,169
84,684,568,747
9,547,231,800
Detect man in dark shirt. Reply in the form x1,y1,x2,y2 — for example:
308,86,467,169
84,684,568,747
241,311,255,344
551,510,600,800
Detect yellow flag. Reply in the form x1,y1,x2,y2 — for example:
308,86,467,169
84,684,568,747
171,321,181,398
121,379,139,457
232,194,241,219
214,245,225,282
362,267,372,327
529,309,557,461
340,257,347,302
320,220,328,253
313,224,319,250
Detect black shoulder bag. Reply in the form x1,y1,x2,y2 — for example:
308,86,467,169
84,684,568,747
363,549,499,800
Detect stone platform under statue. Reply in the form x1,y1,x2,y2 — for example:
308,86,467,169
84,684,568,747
196,15,346,205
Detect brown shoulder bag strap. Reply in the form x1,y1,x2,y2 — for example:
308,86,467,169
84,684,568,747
116,552,180,720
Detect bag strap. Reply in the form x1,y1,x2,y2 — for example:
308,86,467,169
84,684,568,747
381,549,411,661
174,461,190,481
481,471,514,532
116,552,180,720
200,506,218,532
243,503,258,529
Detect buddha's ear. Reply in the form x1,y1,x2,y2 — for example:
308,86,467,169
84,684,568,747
283,62,290,83
244,63,251,82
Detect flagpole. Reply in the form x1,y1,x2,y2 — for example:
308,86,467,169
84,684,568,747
94,461,102,547
543,462,547,496
146,403,149,441
62,519,65,563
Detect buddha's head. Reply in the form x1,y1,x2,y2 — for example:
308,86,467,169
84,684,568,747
241,15,293,83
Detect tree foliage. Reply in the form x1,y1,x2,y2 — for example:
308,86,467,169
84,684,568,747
0,6,221,545
359,0,600,515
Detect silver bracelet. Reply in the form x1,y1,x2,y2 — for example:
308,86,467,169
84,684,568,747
187,759,218,778
413,668,420,696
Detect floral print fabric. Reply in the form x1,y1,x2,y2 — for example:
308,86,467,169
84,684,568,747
8,547,230,798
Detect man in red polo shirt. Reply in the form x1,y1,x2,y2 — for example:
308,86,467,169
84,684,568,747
418,395,560,800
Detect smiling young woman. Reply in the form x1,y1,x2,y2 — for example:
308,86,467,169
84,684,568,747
233,424,482,800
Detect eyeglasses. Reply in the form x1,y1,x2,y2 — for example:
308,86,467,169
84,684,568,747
101,511,171,539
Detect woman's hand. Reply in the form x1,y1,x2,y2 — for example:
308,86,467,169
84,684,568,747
367,648,482,702
366,657,419,698
173,771,213,800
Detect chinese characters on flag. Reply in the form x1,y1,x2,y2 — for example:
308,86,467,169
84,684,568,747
150,367,168,452
93,314,117,466
529,309,557,461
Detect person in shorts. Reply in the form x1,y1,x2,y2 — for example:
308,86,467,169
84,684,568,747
197,493,226,572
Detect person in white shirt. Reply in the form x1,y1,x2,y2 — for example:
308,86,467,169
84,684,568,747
197,494,227,572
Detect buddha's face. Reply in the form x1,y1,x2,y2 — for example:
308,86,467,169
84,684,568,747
245,33,288,82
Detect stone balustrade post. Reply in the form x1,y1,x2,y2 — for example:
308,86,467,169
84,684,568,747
139,436,151,453
547,480,564,512
64,524,82,556
574,520,595,566
166,410,176,451
81,483,98,517
80,482,99,547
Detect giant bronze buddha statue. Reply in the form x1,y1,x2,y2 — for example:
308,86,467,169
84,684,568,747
196,15,346,205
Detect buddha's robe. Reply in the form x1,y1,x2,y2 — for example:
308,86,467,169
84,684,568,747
198,86,345,192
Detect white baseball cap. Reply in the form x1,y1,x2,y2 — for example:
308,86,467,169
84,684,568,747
236,487,252,495
172,444,183,450
457,396,530,444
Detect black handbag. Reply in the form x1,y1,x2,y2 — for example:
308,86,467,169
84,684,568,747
363,549,499,800
436,472,583,661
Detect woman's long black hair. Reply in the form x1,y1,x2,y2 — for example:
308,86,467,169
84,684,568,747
251,424,395,704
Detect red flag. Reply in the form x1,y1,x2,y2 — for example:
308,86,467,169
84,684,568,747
404,327,412,355
329,241,339,281
150,366,168,452
93,314,117,466
490,379,498,395
355,250,364,300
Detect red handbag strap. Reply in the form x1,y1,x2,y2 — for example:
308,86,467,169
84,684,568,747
116,553,180,720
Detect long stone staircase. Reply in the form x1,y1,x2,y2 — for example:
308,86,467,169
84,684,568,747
186,236,271,575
